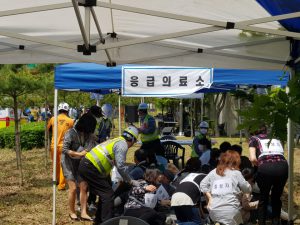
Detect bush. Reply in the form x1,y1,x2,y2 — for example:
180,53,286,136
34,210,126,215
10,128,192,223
0,122,45,150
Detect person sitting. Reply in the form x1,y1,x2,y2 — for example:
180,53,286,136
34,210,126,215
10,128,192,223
200,150,251,225
208,148,221,170
124,169,166,225
240,168,259,224
199,138,212,168
129,148,150,180
172,158,202,189
231,144,253,171
219,141,231,154
171,159,206,225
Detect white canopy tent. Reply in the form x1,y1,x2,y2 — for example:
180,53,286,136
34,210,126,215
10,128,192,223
1,1,298,224
0,0,297,68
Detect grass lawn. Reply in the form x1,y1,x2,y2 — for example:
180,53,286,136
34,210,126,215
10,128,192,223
0,136,299,224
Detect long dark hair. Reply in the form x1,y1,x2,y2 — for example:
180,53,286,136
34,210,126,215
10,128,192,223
75,113,96,134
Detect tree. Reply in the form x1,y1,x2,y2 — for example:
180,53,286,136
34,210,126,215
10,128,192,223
207,93,227,137
0,65,42,185
237,76,300,142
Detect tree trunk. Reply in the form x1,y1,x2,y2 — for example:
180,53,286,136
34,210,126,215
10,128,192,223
13,96,23,186
212,93,227,137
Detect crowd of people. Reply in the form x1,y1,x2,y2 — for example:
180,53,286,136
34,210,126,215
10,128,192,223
47,102,290,225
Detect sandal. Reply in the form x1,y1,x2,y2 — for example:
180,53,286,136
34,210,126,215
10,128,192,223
80,216,93,221
69,214,80,221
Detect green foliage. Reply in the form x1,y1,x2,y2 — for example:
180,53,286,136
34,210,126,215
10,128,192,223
0,65,42,99
238,81,300,142
0,122,45,150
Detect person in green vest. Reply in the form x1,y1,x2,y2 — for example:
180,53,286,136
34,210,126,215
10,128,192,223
137,103,164,164
191,121,211,158
78,126,140,225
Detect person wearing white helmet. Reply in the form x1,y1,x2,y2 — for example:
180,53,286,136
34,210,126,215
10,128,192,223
78,126,141,225
96,103,113,143
137,103,164,164
47,102,74,190
191,121,212,158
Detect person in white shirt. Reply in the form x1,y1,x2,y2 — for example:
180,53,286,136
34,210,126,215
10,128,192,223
200,150,251,225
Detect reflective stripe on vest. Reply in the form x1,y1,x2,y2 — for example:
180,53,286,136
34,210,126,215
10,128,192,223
140,114,159,142
85,137,124,174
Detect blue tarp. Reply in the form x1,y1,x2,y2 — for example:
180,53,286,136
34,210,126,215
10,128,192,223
55,63,289,93
257,0,300,33
257,0,300,62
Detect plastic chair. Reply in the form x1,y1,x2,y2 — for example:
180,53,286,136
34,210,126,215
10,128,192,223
160,135,177,140
161,141,185,168
101,216,149,225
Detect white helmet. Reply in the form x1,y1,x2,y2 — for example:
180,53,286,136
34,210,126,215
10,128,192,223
138,103,148,110
101,103,113,118
199,121,209,129
123,126,139,141
58,102,69,112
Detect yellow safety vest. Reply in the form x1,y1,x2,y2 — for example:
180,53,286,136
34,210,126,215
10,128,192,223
140,114,159,143
85,137,124,175
191,134,210,158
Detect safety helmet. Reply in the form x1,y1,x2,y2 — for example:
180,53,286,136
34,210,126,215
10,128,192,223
58,102,69,112
25,108,31,114
138,103,148,110
101,103,113,118
123,126,139,141
199,121,209,129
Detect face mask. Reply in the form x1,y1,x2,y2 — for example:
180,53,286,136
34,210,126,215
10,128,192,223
198,144,205,151
200,128,208,135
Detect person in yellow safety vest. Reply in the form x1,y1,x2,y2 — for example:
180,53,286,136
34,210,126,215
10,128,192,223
47,102,74,190
137,103,165,165
191,121,212,158
78,126,141,225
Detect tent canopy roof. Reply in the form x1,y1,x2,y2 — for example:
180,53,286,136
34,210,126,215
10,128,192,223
55,63,289,93
1,0,299,69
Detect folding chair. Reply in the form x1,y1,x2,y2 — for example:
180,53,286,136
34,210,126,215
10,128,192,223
161,140,185,168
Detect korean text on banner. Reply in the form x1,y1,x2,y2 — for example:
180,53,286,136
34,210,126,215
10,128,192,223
122,67,213,97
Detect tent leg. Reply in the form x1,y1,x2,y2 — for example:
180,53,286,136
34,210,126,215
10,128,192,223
287,69,294,222
178,99,184,136
52,89,58,225
118,94,121,136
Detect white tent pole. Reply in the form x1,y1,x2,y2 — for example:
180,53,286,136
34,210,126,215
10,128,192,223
118,94,121,136
97,1,300,28
179,99,183,136
90,7,113,64
0,30,75,49
71,0,90,49
238,98,243,144
190,99,194,138
96,26,223,49
287,69,294,222
96,1,226,27
0,3,72,17
85,7,91,42
201,95,204,122
52,89,58,225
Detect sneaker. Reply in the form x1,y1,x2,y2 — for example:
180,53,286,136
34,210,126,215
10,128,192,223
88,203,97,213
165,217,176,225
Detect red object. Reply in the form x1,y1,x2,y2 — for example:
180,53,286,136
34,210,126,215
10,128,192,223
5,117,9,127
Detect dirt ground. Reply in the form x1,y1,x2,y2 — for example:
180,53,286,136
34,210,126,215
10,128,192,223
0,138,299,225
